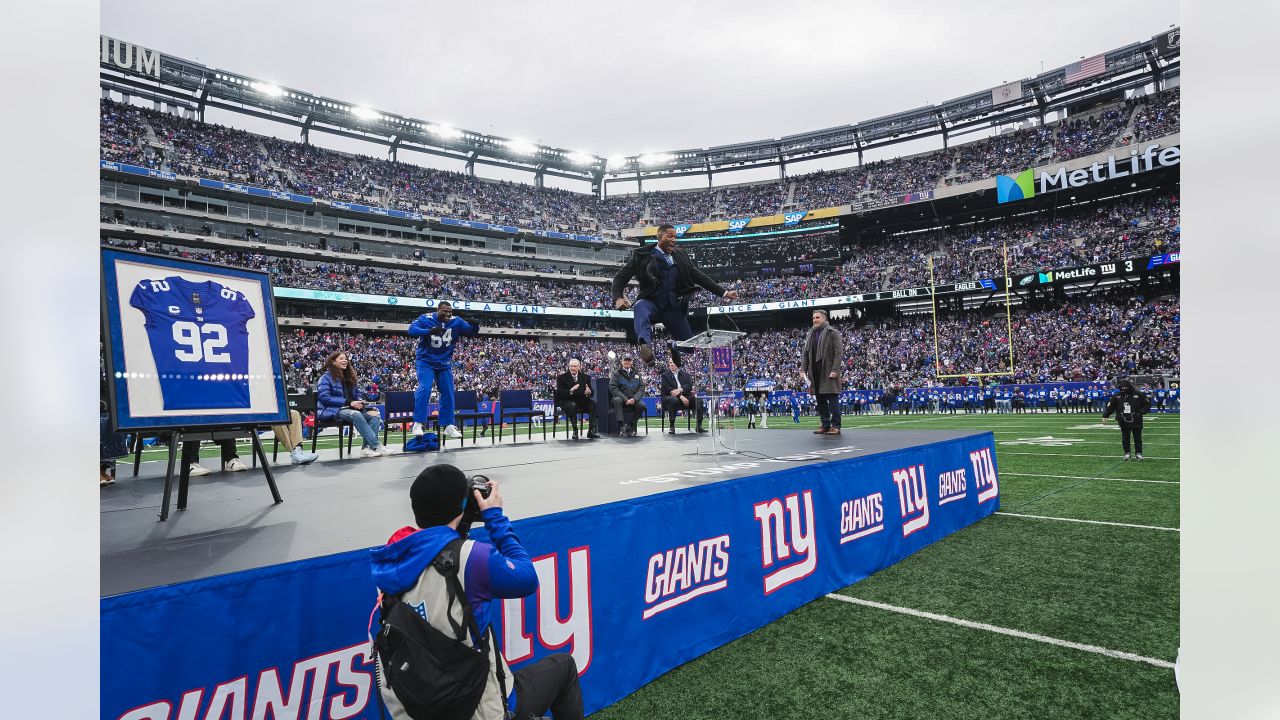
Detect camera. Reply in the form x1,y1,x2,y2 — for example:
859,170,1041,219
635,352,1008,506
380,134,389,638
461,474,492,525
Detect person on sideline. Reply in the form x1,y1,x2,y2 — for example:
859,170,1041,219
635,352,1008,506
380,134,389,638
802,309,845,436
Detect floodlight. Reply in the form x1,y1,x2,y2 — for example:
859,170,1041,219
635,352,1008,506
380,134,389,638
640,153,675,165
567,152,595,165
351,106,381,120
251,82,284,97
428,124,462,139
607,156,628,169
507,139,538,155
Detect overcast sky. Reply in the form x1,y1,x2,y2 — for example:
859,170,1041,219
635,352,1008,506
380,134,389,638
101,0,1178,193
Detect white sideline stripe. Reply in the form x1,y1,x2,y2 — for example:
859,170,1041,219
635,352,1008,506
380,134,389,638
823,593,1175,669
1002,472,1179,485
999,451,1177,460
995,512,1179,532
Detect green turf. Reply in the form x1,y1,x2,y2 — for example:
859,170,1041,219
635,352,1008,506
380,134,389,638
590,411,1180,719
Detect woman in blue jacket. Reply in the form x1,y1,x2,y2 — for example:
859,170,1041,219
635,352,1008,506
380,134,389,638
317,350,389,457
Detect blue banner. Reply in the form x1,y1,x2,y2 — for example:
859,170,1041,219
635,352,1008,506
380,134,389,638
531,229,604,244
439,217,519,234
783,210,806,226
100,159,176,181
674,223,692,237
102,433,999,719
198,178,315,205
711,347,733,376
1146,252,1180,269
745,379,775,391
330,200,421,221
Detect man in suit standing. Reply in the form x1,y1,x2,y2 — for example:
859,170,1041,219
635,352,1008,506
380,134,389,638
659,358,706,434
803,309,845,435
555,358,600,440
610,354,646,437
611,224,739,367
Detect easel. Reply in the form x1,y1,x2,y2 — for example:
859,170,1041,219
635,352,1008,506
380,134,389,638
159,426,282,521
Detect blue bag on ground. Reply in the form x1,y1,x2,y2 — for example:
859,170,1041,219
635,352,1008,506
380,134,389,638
403,433,439,452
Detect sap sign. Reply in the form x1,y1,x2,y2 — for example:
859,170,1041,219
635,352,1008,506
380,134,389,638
996,144,1181,203
729,218,750,232
783,211,806,226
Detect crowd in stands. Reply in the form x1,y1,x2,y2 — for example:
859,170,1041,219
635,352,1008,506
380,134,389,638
99,87,1180,230
103,186,1178,308
272,290,1178,400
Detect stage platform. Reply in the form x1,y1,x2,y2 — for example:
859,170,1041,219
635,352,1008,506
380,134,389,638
101,427,984,597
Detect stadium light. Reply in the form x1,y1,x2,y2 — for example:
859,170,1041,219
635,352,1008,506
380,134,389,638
640,153,675,166
351,106,381,121
250,81,284,98
506,139,538,156
567,151,595,165
607,155,628,169
428,124,462,139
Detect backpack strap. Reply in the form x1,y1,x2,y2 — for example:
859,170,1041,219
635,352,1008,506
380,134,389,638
433,536,512,718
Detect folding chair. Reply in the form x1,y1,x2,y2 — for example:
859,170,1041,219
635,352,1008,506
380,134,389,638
306,392,355,459
381,391,417,448
552,404,594,438
498,389,544,444
451,390,496,447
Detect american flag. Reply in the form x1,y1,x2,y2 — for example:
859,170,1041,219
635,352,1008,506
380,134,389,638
1064,54,1106,84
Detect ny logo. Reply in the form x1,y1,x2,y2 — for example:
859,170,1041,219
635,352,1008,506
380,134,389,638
752,490,818,595
892,464,930,537
970,447,1000,504
501,547,593,673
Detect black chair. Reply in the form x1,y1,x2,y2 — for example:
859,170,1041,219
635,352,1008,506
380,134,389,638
381,391,417,448
307,392,356,459
451,390,496,447
499,389,544,444
660,398,697,432
552,404,594,438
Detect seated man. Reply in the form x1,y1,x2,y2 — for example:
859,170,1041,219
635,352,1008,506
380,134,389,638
610,353,645,436
554,358,600,440
272,409,320,465
182,438,244,477
659,359,706,434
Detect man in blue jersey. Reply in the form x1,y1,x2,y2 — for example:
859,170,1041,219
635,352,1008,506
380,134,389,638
408,301,480,440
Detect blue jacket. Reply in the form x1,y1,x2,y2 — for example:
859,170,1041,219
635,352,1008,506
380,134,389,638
407,312,480,368
316,372,356,422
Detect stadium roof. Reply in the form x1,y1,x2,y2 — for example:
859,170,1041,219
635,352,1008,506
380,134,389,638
99,28,1178,191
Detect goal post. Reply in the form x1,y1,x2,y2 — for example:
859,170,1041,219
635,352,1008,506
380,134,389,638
928,244,1016,380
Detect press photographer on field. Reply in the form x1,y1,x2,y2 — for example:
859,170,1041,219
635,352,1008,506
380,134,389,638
1102,379,1151,461
369,464,584,720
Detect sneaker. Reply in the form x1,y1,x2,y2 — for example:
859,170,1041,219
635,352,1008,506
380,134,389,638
290,447,319,465
378,445,393,456
443,424,463,439
638,342,655,366
100,470,115,486
1136,454,1144,461
1123,454,1131,461
188,463,212,477
224,458,248,472
587,431,601,439
360,447,382,458
412,422,425,437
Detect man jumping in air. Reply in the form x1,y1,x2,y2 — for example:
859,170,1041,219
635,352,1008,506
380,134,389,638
611,223,739,366
407,301,479,440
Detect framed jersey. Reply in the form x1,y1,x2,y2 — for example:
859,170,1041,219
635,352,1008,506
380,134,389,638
102,248,290,431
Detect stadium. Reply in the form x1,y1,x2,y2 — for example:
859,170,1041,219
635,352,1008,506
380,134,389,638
97,16,1181,720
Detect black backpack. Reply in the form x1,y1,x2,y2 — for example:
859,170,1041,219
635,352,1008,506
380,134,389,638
373,537,509,720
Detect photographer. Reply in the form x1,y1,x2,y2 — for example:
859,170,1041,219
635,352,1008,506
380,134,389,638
369,464,584,720
1102,379,1151,461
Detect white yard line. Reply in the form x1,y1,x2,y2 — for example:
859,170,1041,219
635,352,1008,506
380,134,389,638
998,451,1177,460
823,594,1174,669
1001,472,1178,485
995,512,1179,532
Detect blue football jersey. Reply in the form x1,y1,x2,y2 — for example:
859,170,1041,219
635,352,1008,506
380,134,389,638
129,276,256,410
409,313,479,367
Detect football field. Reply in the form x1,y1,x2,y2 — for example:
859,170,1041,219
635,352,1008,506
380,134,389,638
590,411,1180,720
135,410,1180,718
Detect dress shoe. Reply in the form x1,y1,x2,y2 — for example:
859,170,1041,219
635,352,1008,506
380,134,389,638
825,428,842,436
813,428,829,434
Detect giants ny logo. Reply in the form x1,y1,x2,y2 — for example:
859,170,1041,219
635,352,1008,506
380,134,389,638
115,642,374,720
501,546,594,673
969,447,1000,504
937,468,968,506
753,490,817,594
839,491,884,544
892,464,931,537
642,534,731,620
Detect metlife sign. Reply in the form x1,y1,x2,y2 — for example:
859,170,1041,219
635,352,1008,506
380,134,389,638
995,143,1180,204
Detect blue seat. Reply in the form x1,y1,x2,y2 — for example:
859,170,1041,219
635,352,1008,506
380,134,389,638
498,389,545,444
380,391,417,448
451,390,496,447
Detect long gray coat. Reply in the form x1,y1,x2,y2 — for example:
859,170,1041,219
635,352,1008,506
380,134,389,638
803,323,845,395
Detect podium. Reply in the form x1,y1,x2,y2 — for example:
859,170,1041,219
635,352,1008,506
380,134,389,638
676,329,746,458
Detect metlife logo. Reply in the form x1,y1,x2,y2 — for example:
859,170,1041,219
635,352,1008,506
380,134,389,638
995,143,1180,203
